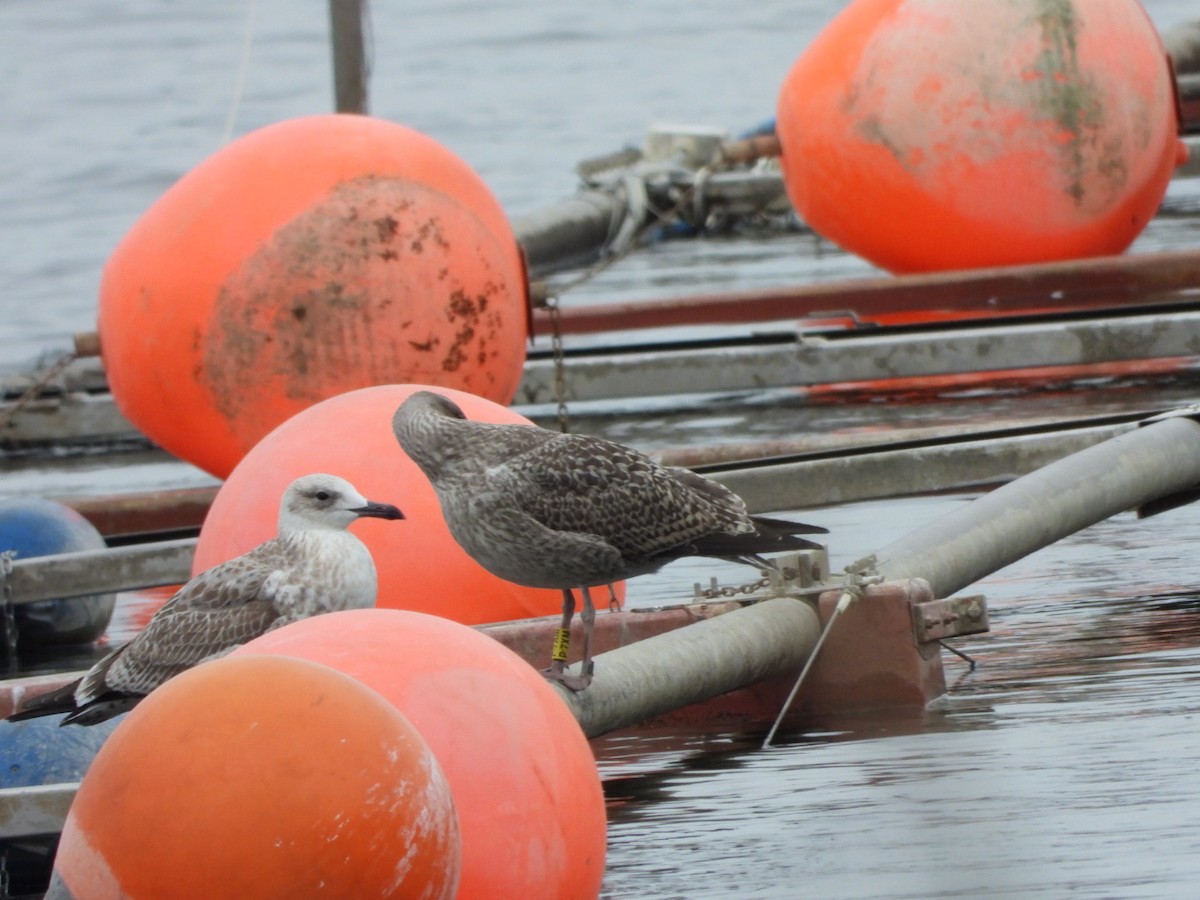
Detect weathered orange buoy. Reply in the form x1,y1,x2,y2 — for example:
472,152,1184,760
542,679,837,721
190,384,620,624
777,0,1183,273
235,609,607,900
99,114,529,478
48,654,460,899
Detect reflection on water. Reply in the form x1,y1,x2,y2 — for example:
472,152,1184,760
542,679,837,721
5,2,1200,895
601,684,1200,898
7,391,1200,896
597,495,1200,898
10,585,174,678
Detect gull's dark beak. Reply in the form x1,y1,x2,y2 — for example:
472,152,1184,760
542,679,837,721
352,501,405,521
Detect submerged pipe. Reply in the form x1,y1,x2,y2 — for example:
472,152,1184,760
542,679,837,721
872,414,1200,599
556,597,821,738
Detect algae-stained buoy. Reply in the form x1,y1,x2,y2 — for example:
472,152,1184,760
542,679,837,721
776,0,1183,273
190,384,615,625
47,654,460,900
99,115,529,478
237,609,607,900
0,497,115,646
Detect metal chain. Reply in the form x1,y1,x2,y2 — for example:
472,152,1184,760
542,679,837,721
532,165,719,432
0,551,16,675
0,349,78,431
692,564,809,600
542,291,571,434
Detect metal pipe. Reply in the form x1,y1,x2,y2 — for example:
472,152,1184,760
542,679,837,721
1164,23,1200,78
558,413,1200,738
526,248,1200,336
872,415,1200,598
555,596,821,738
328,0,369,113
712,424,1132,514
512,190,624,275
0,784,75,840
5,540,195,605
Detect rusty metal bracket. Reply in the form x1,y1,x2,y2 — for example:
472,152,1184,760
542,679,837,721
912,594,989,643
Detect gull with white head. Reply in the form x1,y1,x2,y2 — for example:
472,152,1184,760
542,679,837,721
8,473,404,726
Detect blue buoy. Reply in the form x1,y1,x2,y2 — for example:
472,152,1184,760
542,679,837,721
0,498,116,647
0,715,122,788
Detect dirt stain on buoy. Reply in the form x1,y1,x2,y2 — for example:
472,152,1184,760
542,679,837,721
203,176,523,436
1025,0,1124,206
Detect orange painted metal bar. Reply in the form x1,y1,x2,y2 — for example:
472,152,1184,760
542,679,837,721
529,249,1200,336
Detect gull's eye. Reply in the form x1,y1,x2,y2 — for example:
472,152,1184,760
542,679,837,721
315,491,331,502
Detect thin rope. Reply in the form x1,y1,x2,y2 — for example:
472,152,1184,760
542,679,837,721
550,164,714,296
0,350,78,432
761,562,881,749
220,0,259,145
761,589,852,749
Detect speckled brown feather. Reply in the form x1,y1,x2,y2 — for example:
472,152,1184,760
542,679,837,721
495,435,756,558
393,391,827,589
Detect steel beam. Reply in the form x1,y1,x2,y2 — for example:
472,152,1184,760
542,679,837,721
871,414,1200,599
520,309,1200,403
4,539,195,605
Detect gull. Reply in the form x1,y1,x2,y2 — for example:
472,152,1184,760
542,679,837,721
8,473,403,726
392,390,828,690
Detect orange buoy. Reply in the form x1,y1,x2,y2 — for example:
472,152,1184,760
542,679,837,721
99,114,529,478
49,654,460,899
190,384,620,624
776,0,1183,273
235,609,607,900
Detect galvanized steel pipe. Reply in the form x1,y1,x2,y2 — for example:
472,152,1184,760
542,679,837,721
557,596,821,738
5,539,196,604
872,414,1200,598
513,191,624,275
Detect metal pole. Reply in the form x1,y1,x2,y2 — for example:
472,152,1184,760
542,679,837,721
512,191,625,276
872,414,1200,599
5,540,196,604
555,413,1200,738
329,0,369,113
555,597,821,738
525,249,1200,337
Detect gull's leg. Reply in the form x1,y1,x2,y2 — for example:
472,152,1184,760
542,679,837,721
578,585,596,683
607,584,621,610
541,588,590,692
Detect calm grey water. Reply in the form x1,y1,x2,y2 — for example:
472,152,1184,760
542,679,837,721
600,496,1200,898
6,2,1200,897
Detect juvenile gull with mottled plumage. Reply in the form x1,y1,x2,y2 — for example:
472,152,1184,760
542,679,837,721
8,473,404,726
392,390,827,690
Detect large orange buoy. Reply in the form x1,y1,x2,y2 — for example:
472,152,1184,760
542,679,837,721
776,0,1183,273
190,384,621,625
48,654,460,899
235,609,607,900
99,115,529,478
